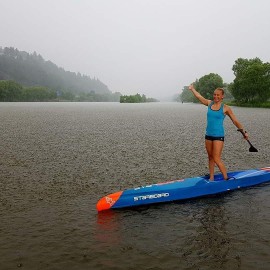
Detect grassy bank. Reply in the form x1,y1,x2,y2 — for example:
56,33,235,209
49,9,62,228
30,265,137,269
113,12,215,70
226,101,270,108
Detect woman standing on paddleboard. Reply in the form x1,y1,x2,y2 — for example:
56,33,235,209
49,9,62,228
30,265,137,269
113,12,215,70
188,84,248,181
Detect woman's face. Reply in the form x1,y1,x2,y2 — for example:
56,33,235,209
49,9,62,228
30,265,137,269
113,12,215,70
213,90,224,102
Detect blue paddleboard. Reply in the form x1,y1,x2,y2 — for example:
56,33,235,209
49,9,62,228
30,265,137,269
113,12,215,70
97,167,270,211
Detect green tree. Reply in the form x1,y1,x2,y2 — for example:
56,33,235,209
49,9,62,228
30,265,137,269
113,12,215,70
195,73,224,100
180,74,223,103
230,58,270,103
21,86,56,101
142,94,147,102
120,93,157,103
0,80,22,101
179,86,196,103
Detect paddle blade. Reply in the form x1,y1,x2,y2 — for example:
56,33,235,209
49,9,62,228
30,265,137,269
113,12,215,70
246,139,258,152
249,145,258,152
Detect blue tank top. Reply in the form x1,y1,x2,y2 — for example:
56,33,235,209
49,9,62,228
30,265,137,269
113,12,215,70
206,102,226,137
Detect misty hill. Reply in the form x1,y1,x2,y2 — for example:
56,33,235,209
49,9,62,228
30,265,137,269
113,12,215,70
0,47,110,95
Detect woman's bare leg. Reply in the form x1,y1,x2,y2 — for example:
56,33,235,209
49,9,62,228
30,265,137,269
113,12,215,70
205,139,215,180
212,140,228,180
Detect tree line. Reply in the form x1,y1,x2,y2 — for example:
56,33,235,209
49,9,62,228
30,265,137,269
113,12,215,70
0,80,121,102
179,57,270,107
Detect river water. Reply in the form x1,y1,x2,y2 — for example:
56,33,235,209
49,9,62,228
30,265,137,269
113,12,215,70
0,102,269,270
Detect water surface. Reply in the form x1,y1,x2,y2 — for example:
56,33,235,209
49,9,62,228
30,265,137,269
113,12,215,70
0,102,269,269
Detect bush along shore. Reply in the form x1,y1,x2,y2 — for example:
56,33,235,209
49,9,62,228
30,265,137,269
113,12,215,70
120,93,159,103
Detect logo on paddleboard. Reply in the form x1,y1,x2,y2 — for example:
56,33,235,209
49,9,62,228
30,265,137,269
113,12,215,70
134,193,170,201
105,196,115,206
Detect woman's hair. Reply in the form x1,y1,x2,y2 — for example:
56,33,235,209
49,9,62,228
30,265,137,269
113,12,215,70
215,88,224,95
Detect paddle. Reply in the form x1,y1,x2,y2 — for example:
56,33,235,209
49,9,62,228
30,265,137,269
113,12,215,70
237,129,258,152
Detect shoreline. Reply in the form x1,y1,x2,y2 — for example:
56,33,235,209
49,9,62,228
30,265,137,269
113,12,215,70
226,101,270,108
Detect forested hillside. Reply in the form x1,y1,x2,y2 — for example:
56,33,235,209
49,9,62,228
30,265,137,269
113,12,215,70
0,47,110,95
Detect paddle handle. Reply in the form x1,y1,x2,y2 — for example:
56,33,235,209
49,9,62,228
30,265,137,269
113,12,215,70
237,128,251,144
237,128,247,138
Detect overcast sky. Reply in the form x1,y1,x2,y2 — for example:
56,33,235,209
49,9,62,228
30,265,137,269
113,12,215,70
1,0,270,99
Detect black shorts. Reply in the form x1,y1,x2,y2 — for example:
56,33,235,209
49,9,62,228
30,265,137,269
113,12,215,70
205,135,224,141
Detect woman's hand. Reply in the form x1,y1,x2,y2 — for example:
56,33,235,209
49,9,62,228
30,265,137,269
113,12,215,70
237,129,249,140
243,131,249,140
189,84,195,91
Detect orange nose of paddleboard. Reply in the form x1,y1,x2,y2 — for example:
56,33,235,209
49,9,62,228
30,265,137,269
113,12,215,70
96,191,123,212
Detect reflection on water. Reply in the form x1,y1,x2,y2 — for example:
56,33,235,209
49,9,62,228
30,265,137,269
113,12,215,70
0,102,270,270
96,210,122,248
181,202,232,269
94,193,269,269
94,200,231,269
